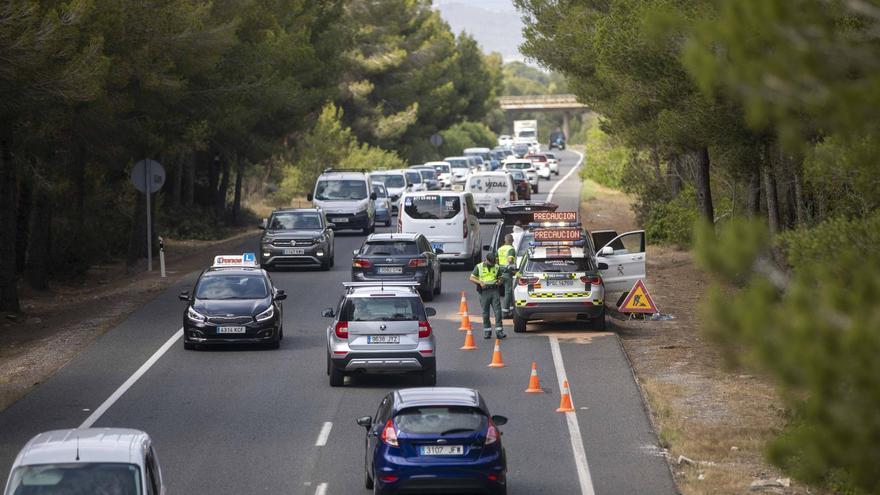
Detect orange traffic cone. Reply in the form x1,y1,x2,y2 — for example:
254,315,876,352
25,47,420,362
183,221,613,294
487,339,505,368
556,380,575,412
524,362,544,393
460,328,478,350
458,291,468,315
458,308,472,332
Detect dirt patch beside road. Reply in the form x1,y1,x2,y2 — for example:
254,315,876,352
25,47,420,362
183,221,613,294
579,176,812,494
0,229,258,412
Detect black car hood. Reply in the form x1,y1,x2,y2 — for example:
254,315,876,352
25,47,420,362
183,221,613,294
265,229,322,238
193,298,271,317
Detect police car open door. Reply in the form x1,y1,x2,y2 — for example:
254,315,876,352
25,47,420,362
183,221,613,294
591,230,646,294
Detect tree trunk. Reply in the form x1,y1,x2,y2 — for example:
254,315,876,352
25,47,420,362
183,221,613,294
127,191,146,267
763,159,781,235
232,157,244,224
74,144,86,230
669,155,683,196
216,155,229,223
651,147,662,183
694,147,714,222
25,179,51,290
0,134,21,312
747,165,761,217
792,163,807,227
15,171,32,274
184,152,195,206
171,154,183,208
207,153,220,207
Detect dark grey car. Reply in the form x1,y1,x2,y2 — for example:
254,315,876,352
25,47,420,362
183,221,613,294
259,208,335,270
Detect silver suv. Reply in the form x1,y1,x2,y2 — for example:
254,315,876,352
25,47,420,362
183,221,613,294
323,282,437,387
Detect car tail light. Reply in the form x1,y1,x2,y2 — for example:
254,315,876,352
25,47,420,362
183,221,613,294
418,320,432,338
580,275,602,285
353,259,372,268
380,475,399,483
408,258,428,268
380,419,398,446
334,321,348,338
485,420,499,445
517,277,539,286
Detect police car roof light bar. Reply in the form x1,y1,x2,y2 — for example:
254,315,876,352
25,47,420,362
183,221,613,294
529,239,587,247
527,221,581,228
342,281,421,291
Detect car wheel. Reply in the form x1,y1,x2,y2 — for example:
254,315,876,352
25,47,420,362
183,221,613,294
279,326,284,340
434,273,441,295
365,468,374,490
421,282,434,302
330,254,335,267
533,184,539,194
594,310,607,331
421,365,437,386
329,366,345,387
267,332,281,349
320,259,331,271
183,341,196,350
513,314,527,333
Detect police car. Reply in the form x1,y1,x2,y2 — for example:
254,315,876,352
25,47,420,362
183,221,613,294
512,223,608,332
178,253,286,349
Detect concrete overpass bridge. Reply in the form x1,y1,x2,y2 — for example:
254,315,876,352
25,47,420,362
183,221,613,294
498,94,589,139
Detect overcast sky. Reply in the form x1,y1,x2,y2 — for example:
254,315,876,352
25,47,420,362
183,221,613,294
434,0,528,63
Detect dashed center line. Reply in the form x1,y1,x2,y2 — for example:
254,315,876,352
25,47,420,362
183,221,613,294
315,422,333,446
314,482,328,495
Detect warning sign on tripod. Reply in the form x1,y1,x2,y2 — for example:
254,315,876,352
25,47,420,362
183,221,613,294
617,279,658,315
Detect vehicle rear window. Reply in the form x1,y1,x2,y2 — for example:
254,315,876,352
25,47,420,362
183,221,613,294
509,170,525,180
417,169,436,180
405,171,422,183
404,195,461,220
372,174,406,188
395,407,485,434
196,274,268,299
372,184,387,198
446,159,469,169
506,162,530,170
431,164,450,174
362,241,419,256
525,257,593,273
269,212,322,230
340,297,425,321
467,175,509,193
8,463,143,495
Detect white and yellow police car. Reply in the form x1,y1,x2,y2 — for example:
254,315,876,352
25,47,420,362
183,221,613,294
512,224,608,332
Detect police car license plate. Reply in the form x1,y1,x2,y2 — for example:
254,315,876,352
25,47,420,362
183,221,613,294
217,326,246,334
283,248,304,255
545,279,575,287
420,445,464,456
332,217,349,223
368,335,400,344
377,266,403,274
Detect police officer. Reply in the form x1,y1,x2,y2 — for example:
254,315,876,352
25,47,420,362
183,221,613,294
497,234,517,317
468,252,507,339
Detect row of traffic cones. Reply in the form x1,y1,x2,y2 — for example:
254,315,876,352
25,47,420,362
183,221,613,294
456,291,576,413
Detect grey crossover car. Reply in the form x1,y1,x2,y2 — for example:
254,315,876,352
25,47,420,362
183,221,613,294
323,282,437,387
259,208,335,270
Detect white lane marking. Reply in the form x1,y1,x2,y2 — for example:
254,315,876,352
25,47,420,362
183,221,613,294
79,328,183,428
315,422,333,446
550,336,596,495
547,149,584,203
314,482,328,495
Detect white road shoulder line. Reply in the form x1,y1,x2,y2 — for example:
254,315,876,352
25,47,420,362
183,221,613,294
79,328,183,428
547,149,584,203
315,421,333,446
550,336,596,495
314,482,328,495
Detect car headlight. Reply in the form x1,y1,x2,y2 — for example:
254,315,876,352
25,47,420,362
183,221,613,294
187,306,207,322
255,306,275,322
261,237,273,245
314,233,327,243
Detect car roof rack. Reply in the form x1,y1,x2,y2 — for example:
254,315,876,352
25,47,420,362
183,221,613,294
322,167,368,174
342,281,421,291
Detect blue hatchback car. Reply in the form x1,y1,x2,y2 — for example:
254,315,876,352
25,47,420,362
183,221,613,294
357,387,508,495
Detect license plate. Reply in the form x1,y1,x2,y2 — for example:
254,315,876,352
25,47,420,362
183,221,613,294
545,279,575,287
368,335,400,344
217,326,246,334
431,242,443,251
420,445,464,456
283,248,305,255
332,217,349,223
377,266,403,274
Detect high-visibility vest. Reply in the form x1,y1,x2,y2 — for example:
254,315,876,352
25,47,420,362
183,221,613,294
477,263,500,284
497,245,515,266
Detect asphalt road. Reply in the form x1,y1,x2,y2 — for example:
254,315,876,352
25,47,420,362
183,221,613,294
0,150,677,495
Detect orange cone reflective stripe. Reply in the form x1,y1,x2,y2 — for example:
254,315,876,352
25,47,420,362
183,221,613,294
460,328,478,350
487,339,505,368
556,379,575,412
524,362,543,393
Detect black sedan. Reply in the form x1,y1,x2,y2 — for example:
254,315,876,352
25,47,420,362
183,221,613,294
351,233,442,301
179,263,286,349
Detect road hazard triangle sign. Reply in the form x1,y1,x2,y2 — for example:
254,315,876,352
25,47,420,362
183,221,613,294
617,279,658,314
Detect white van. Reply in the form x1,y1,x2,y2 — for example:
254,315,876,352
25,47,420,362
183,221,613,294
444,156,471,185
465,171,516,217
398,191,482,268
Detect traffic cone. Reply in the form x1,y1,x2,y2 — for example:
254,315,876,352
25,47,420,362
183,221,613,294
460,328,478,350
487,339,505,368
458,307,473,332
524,362,544,393
556,380,575,412
458,291,468,315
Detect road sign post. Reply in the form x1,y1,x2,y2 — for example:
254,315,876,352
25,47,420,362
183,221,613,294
131,159,166,272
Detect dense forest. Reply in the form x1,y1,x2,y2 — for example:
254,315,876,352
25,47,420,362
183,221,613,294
516,0,880,491
0,0,502,312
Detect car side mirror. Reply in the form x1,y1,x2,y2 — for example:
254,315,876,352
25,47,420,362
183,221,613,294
600,246,614,256
434,248,443,254
327,223,336,229
307,193,314,202
356,416,372,429
424,307,437,317
178,291,190,301
491,415,508,426
274,290,287,301
352,249,360,256
598,262,609,271
321,308,335,318
370,192,377,201
259,218,267,229
483,244,491,251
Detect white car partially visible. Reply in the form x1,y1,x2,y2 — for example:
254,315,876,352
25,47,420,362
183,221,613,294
497,135,513,147
544,152,560,176
502,160,539,193
424,161,453,189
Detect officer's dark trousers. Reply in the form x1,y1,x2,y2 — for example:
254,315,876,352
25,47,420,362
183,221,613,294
479,287,503,330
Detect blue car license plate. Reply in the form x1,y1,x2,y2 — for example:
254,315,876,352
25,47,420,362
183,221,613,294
431,242,443,251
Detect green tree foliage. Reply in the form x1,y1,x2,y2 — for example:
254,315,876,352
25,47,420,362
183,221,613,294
438,122,497,158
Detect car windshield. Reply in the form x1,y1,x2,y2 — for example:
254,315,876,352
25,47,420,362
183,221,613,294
372,174,406,188
395,406,486,435
525,257,593,273
8,463,142,495
340,296,425,321
431,164,450,174
417,169,436,180
467,175,508,193
195,274,268,299
372,184,387,198
404,195,461,220
362,241,419,256
405,171,422,184
315,179,367,200
446,159,469,169
269,212,322,230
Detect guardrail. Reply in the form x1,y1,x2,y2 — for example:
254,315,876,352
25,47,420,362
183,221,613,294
498,94,588,110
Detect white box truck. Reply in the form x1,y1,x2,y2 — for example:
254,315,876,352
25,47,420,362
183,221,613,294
513,119,539,152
